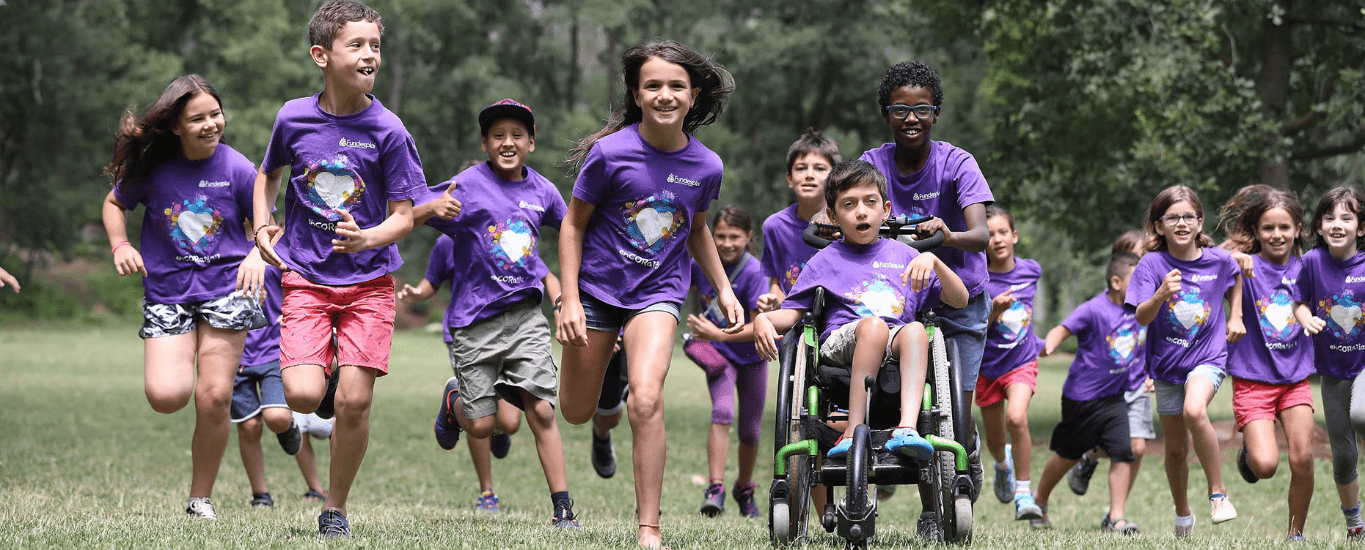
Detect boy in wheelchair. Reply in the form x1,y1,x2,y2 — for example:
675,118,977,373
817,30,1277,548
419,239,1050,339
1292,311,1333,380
754,160,968,460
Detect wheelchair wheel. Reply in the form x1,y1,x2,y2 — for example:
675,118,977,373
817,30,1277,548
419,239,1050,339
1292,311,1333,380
846,424,871,520
770,328,811,546
934,338,974,544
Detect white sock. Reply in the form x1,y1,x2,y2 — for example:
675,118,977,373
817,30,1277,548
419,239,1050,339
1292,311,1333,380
1175,513,1195,527
1014,480,1031,494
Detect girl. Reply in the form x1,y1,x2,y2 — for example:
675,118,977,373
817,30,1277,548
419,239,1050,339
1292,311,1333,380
684,205,767,519
557,40,741,549
979,206,1045,520
1125,185,1244,536
1292,185,1365,541
101,75,265,519
1220,186,1314,540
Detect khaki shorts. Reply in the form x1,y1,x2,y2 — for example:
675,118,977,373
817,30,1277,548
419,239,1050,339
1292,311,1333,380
819,320,912,368
447,299,558,419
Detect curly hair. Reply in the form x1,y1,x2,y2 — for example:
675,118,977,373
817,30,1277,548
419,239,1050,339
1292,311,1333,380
308,0,383,49
1144,186,1215,252
878,61,944,110
103,75,222,189
1309,186,1365,252
785,128,841,174
1222,185,1304,256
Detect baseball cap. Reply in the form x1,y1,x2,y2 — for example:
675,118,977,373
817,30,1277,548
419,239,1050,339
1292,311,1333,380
478,98,535,137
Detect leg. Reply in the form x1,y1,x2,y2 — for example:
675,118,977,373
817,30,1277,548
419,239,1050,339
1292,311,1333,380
843,317,890,431
979,401,1007,464
894,322,929,427
1158,414,1191,516
143,332,198,413
322,365,377,515
262,407,294,435
1279,404,1315,537
622,311,679,548
1124,438,1145,499
494,399,522,436
706,363,737,484
1033,454,1077,510
295,437,325,496
522,390,569,493
1181,377,1225,496
188,325,247,498
1108,460,1133,520
733,360,768,487
1241,419,1280,479
1320,376,1361,511
558,330,619,425
282,364,328,413
463,405,496,493
238,417,268,495
1003,383,1034,483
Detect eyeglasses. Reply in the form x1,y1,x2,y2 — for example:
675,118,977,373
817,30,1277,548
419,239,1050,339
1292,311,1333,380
1160,213,1201,226
884,104,938,120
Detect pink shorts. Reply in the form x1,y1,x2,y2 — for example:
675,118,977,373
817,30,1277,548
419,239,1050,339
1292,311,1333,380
1232,377,1314,430
280,271,395,376
975,360,1039,408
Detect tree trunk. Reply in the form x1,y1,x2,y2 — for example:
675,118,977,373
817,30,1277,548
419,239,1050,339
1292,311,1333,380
1255,0,1293,189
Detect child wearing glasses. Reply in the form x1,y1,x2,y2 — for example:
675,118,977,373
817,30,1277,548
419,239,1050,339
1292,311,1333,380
1126,185,1244,537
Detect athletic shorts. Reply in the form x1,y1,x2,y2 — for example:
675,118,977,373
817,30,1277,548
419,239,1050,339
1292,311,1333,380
1050,394,1135,462
580,292,681,333
1124,388,1156,440
818,320,912,368
139,290,265,339
975,360,1039,408
280,272,394,375
1154,364,1226,416
1232,377,1314,430
448,299,558,419
230,360,287,423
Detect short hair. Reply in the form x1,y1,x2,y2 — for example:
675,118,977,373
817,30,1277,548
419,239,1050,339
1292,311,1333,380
785,128,841,173
1309,186,1365,251
309,0,383,49
824,160,887,210
878,61,944,110
1107,252,1139,283
1111,230,1148,257
985,205,1015,230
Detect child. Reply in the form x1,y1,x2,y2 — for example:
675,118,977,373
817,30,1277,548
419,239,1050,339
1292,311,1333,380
978,206,1045,520
858,61,994,495
684,204,768,518
589,342,630,479
753,160,968,461
100,74,266,519
556,40,741,549
1292,185,1365,541
402,98,579,527
1219,186,1315,541
1126,185,1244,536
251,1,426,538
757,129,841,311
1034,252,1144,533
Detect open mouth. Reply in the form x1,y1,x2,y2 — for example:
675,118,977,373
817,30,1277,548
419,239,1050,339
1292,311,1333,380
499,151,517,159
856,222,873,232
358,67,375,76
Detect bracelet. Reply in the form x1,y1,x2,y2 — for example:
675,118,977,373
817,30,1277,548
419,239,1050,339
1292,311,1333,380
111,241,131,254
553,295,563,311
254,224,277,238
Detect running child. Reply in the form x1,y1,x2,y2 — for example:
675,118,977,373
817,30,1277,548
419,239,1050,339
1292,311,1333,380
977,206,1045,520
753,160,968,462
403,98,578,526
252,0,426,538
1126,185,1244,536
1034,252,1144,533
757,129,841,311
1291,185,1365,541
101,74,266,519
684,204,768,519
556,39,741,548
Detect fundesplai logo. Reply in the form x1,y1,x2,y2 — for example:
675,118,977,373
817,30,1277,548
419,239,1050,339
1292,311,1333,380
519,200,545,213
667,173,701,187
1010,282,1031,291
912,191,940,201
339,137,377,149
1189,274,1218,282
1347,276,1365,284
873,261,905,270
199,180,230,188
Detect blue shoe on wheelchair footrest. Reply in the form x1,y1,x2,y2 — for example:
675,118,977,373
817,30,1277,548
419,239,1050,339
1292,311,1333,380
827,435,852,458
885,427,934,461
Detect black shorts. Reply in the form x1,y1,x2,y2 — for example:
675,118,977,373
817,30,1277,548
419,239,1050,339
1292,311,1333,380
1050,394,1135,462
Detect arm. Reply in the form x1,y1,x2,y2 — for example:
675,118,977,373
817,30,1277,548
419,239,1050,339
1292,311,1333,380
252,165,287,268
102,189,146,276
1135,268,1181,326
1041,325,1073,357
1225,273,1246,343
1294,302,1326,335
757,278,786,313
988,289,1015,325
903,251,968,308
753,308,804,361
543,272,562,307
556,197,593,347
687,211,742,332
396,278,438,304
332,199,414,253
413,182,460,226
688,309,759,343
916,202,988,253
0,266,19,293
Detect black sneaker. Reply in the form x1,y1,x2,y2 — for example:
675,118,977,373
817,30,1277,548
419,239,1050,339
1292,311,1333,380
186,497,217,519
591,432,616,479
250,493,274,508
277,421,302,456
967,442,984,504
699,483,725,517
302,489,326,502
490,431,511,459
552,499,582,529
434,378,462,450
1237,445,1259,484
318,509,350,539
315,368,340,420
733,482,761,519
1068,453,1099,495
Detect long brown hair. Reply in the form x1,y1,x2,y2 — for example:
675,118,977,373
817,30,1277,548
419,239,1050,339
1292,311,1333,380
1224,186,1304,256
1144,185,1214,252
1309,186,1365,252
102,75,222,189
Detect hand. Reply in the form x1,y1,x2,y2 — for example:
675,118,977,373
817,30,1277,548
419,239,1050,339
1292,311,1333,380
1226,317,1246,343
1302,315,1326,336
1040,341,1055,357
613,334,623,354
990,289,1015,318
753,314,781,362
809,211,841,241
686,314,723,340
332,210,373,253
254,225,287,269
716,291,745,334
1158,269,1182,300
901,251,939,292
431,181,462,220
914,216,952,242
1231,251,1254,278
556,298,588,347
1144,378,1155,393
113,244,148,277
0,266,19,293
396,284,421,304
235,253,267,297
757,292,783,313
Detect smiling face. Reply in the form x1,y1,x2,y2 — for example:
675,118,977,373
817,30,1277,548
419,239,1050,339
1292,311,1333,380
1318,201,1364,259
786,152,833,203
1255,206,1300,265
172,92,224,161
986,214,1018,264
481,119,534,181
883,85,938,152
712,219,751,265
313,20,381,95
828,180,891,246
632,57,698,133
1154,199,1202,253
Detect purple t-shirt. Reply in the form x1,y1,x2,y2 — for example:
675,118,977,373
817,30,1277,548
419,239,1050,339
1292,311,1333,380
241,265,283,367
761,204,820,295
262,94,426,285
113,144,256,304
1291,248,1365,380
784,239,941,342
982,259,1045,378
690,253,766,364
1228,255,1313,384
419,163,567,340
572,124,722,308
859,141,995,298
1060,292,1147,401
1125,247,1240,384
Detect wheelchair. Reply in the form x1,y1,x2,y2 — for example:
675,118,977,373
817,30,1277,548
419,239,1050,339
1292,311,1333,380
768,216,976,548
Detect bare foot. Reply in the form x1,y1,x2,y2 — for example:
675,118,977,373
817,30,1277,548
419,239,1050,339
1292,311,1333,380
637,524,665,549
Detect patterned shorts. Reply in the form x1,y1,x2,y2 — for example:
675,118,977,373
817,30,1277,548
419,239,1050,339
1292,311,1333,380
140,290,266,339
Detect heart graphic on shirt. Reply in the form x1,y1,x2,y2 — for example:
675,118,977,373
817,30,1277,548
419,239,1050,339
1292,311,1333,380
1111,331,1136,361
635,208,674,246
1264,302,1294,334
178,210,214,244
1329,304,1363,334
861,288,900,318
498,227,532,264
999,304,1028,337
1172,300,1203,330
314,172,356,209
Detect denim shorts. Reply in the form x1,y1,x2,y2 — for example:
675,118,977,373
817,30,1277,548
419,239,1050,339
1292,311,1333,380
230,360,286,423
580,292,681,333
1154,364,1226,416
932,291,990,392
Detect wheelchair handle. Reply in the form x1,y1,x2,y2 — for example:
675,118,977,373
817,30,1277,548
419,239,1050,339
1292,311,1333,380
800,214,946,251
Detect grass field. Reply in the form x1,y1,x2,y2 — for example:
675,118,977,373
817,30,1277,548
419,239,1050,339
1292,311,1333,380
0,322,1359,548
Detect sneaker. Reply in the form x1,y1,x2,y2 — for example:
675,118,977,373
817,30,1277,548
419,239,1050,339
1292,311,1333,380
827,434,852,459
733,482,761,519
318,509,350,539
1014,492,1043,520
185,497,217,519
1236,445,1258,484
250,493,274,508
476,490,500,513
551,499,581,529
699,483,725,517
434,378,462,451
1348,525,1365,540
1287,533,1307,541
1100,512,1112,530
278,421,302,456
916,510,940,542
591,432,617,479
993,444,1015,504
1174,515,1195,537
1209,493,1237,523
967,441,984,503
1067,453,1098,495
876,485,897,501
490,431,511,459
1029,505,1051,529
315,368,339,420
886,427,933,461
1104,517,1140,535
302,489,326,502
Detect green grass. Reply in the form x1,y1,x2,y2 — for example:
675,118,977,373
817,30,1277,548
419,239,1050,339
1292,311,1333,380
0,323,1357,548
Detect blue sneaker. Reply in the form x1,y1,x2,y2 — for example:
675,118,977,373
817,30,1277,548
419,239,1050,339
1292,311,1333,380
827,434,852,459
476,490,500,513
318,509,350,539
993,443,1014,504
490,431,511,459
1014,492,1043,521
434,378,462,451
551,499,581,529
886,427,934,461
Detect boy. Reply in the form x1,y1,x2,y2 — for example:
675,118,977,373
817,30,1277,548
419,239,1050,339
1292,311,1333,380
1032,253,1146,533
404,98,579,528
757,128,841,312
754,160,968,460
252,0,425,538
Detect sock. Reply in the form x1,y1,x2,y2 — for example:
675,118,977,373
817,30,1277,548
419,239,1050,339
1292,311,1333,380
551,491,572,514
1344,503,1363,526
1014,480,1031,494
1175,513,1195,527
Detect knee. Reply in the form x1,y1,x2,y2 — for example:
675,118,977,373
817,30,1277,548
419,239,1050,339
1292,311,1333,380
239,417,263,440
1349,408,1365,432
284,385,324,413
628,391,664,423
526,402,556,430
738,423,762,447
194,384,233,415
711,406,734,426
855,317,890,341
1165,437,1188,458
562,401,595,426
1333,454,1360,486
333,392,371,423
1247,452,1278,478
1131,439,1147,457
1005,410,1029,433
466,416,496,439
1181,404,1208,426
262,408,293,433
1287,450,1314,476
146,389,191,414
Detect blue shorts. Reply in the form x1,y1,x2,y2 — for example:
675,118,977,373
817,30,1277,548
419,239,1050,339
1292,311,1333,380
580,292,681,333
1154,364,1226,416
933,291,990,392
231,360,287,423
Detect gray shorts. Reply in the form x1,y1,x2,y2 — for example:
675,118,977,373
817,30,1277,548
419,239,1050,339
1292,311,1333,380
139,290,266,339
1154,364,1226,416
447,299,558,419
1124,388,1156,439
819,320,912,367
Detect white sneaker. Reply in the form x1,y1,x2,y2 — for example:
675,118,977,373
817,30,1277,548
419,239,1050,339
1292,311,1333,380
186,497,217,519
1174,514,1195,537
1210,493,1237,524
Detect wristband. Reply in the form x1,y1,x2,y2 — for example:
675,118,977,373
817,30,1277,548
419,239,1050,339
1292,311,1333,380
111,241,131,254
553,295,563,311
254,224,277,238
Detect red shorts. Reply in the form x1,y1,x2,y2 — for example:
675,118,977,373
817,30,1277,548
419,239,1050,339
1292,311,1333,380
975,360,1039,408
1232,377,1314,430
280,272,395,375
